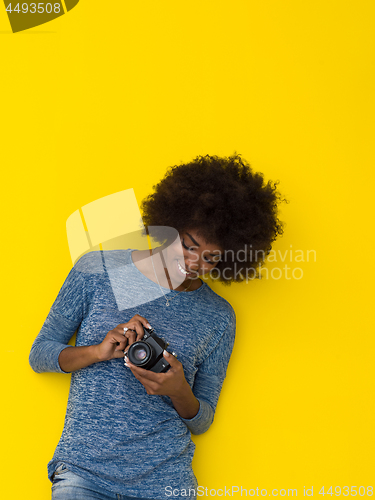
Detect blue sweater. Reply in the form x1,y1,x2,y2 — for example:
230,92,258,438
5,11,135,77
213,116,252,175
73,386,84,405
29,249,236,499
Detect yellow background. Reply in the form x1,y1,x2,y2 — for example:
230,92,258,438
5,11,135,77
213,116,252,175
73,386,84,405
1,1,374,497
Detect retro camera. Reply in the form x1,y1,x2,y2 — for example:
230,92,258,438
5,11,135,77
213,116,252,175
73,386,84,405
126,327,172,373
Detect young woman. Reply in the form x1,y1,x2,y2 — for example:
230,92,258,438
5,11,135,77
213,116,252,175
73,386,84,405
30,154,285,500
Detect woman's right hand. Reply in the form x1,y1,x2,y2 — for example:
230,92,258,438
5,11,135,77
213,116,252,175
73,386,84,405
95,314,152,362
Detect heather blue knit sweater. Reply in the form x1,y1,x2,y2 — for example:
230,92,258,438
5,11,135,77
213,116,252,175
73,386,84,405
29,250,236,499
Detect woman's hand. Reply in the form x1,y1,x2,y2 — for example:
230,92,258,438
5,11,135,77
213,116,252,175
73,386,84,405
125,350,186,397
124,351,200,419
58,314,151,373
95,314,151,362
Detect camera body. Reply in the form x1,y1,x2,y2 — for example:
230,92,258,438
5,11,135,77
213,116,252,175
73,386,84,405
126,327,171,373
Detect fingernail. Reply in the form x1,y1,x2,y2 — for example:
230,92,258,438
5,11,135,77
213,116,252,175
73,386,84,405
124,362,129,367
163,350,169,357
146,323,152,329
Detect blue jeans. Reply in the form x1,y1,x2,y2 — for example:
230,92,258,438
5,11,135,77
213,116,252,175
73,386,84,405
51,463,152,500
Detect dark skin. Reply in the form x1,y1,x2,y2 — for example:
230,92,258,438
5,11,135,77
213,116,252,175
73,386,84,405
58,229,223,419
131,229,222,291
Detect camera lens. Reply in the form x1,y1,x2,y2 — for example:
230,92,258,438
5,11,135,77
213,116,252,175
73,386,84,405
133,347,147,361
128,342,152,367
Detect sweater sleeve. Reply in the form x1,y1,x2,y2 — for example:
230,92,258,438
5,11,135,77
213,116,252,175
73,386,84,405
29,265,86,374
180,310,236,435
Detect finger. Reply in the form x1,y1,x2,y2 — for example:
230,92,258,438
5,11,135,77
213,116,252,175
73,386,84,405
114,338,127,352
113,348,127,359
114,340,127,351
115,319,147,336
109,331,128,346
115,324,135,336
119,322,144,342
129,373,159,395
133,314,152,330
119,316,151,332
132,373,161,396
163,350,179,367
124,328,137,346
130,321,147,341
143,381,160,395
125,363,149,383
124,358,162,382
106,331,128,354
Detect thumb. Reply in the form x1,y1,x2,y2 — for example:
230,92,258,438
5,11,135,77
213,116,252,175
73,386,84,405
163,350,178,367
113,349,126,359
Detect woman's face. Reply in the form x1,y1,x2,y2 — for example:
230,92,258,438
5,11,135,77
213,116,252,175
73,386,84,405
164,229,222,282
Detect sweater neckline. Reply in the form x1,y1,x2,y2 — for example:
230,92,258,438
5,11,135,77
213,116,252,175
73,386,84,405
129,249,206,296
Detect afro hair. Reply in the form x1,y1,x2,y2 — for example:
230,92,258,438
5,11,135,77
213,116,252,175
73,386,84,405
141,154,287,283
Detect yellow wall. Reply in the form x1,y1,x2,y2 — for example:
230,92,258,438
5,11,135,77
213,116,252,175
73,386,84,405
1,1,374,498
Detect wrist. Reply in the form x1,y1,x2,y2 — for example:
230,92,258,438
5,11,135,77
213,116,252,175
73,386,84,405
91,344,105,363
169,381,200,420
169,380,191,402
58,344,103,373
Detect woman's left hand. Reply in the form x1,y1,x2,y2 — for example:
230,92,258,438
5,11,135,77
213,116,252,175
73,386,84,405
124,350,186,398
124,351,200,419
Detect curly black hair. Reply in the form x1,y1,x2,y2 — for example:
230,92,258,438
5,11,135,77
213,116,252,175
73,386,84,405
141,154,287,283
